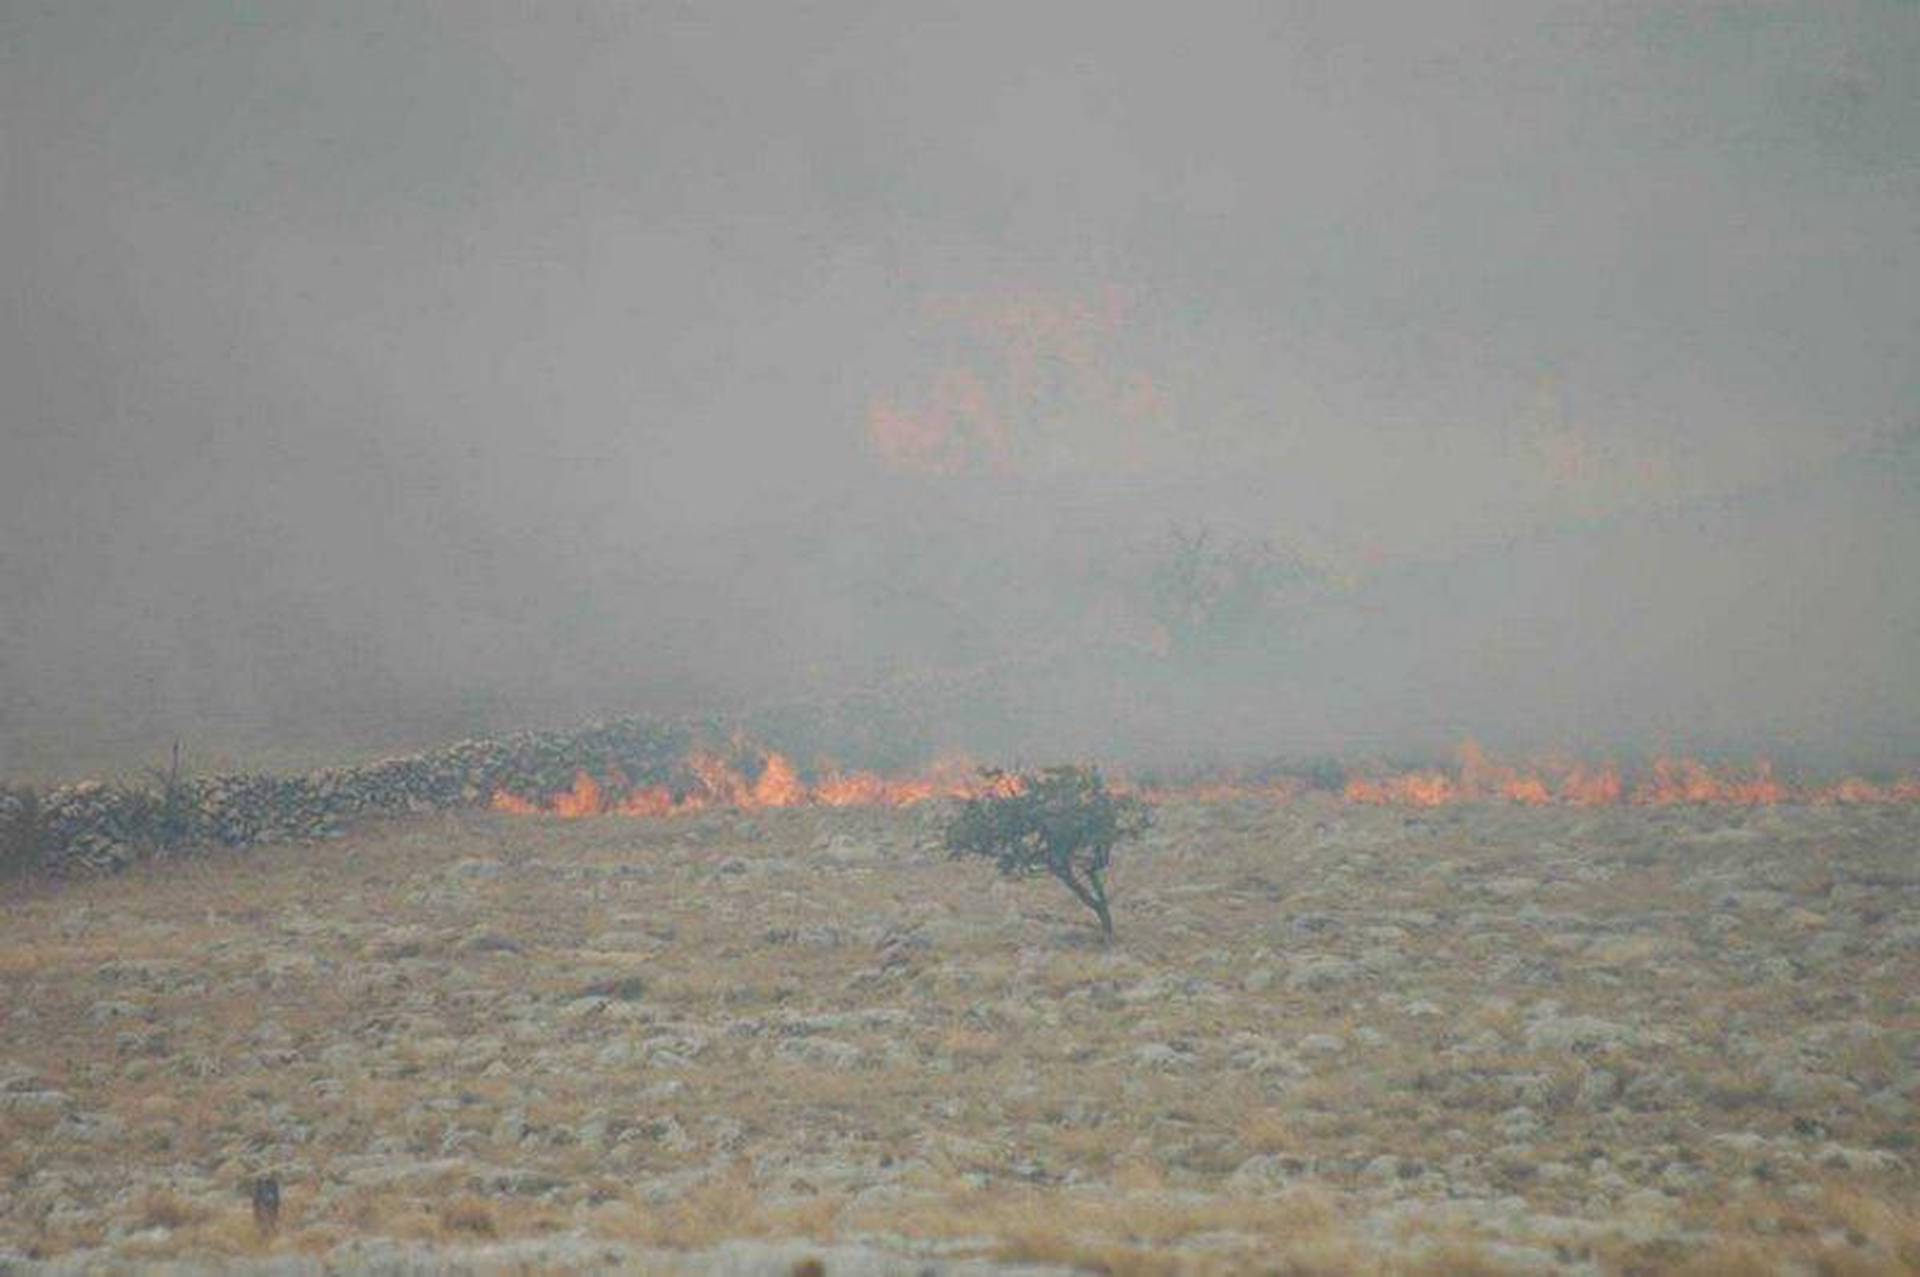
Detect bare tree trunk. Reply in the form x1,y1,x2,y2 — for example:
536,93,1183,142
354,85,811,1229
1054,867,1115,942
1088,866,1113,943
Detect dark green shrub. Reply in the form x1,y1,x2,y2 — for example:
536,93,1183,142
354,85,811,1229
117,740,195,854
0,785,46,880
1292,755,1349,793
943,765,1150,941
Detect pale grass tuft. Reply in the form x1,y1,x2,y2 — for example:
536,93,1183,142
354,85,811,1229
439,1195,497,1238
939,1025,1007,1062
1388,1241,1535,1276
1819,1185,1920,1275
1670,1241,1788,1277
593,1167,846,1249
116,1207,273,1262
843,1182,1351,1270
131,1187,211,1232
990,1196,1527,1276
1238,1105,1300,1156
1111,1157,1169,1192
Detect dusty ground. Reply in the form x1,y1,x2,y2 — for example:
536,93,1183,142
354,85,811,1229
1,797,1917,1275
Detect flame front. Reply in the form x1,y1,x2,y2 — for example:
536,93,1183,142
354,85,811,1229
489,790,543,816
488,739,1920,820
487,750,1020,821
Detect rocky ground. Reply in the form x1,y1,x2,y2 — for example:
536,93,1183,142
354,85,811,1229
1,797,1916,1274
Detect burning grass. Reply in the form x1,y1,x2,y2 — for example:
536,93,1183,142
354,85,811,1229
488,738,1920,822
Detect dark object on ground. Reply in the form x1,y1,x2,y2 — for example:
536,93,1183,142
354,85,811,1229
251,1175,280,1236
944,765,1150,941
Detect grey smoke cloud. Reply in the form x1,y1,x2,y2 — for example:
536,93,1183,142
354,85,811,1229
3,2,1916,775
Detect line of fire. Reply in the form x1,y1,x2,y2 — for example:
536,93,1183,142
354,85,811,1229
491,739,1920,820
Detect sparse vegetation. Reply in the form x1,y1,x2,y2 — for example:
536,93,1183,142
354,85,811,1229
1,795,1915,1273
943,764,1150,940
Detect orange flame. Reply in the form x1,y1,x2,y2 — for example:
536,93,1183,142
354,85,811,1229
1632,757,1789,806
1344,772,1458,807
489,790,542,816
868,288,1167,478
616,785,678,818
488,739,1920,820
751,751,806,808
1558,763,1624,807
813,768,891,808
489,750,1026,821
548,771,604,819
1457,739,1553,805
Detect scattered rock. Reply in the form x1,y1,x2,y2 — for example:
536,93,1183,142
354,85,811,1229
1287,956,1362,991
1132,1042,1195,1071
1523,1014,1636,1053
1226,1153,1298,1192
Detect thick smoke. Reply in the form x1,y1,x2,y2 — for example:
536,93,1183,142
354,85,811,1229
4,3,1916,777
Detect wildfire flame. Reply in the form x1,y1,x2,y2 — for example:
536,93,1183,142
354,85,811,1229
490,750,1021,820
489,739,1920,820
867,287,1170,478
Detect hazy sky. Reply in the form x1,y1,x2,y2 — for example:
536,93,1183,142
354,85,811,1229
3,2,1917,772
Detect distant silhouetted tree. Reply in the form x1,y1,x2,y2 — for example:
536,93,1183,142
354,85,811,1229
0,785,45,880
1146,523,1320,654
944,765,1150,942
117,739,194,854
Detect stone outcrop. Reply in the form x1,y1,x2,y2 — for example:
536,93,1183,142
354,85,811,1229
1,718,689,876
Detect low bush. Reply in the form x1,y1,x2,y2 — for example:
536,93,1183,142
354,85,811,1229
944,765,1150,941
0,784,46,879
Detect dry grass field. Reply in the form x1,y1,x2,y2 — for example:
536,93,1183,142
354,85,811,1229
2,796,1917,1274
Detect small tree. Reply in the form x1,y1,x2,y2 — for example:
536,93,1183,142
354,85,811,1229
1146,522,1321,655
944,765,1150,942
0,785,45,880
117,739,194,855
